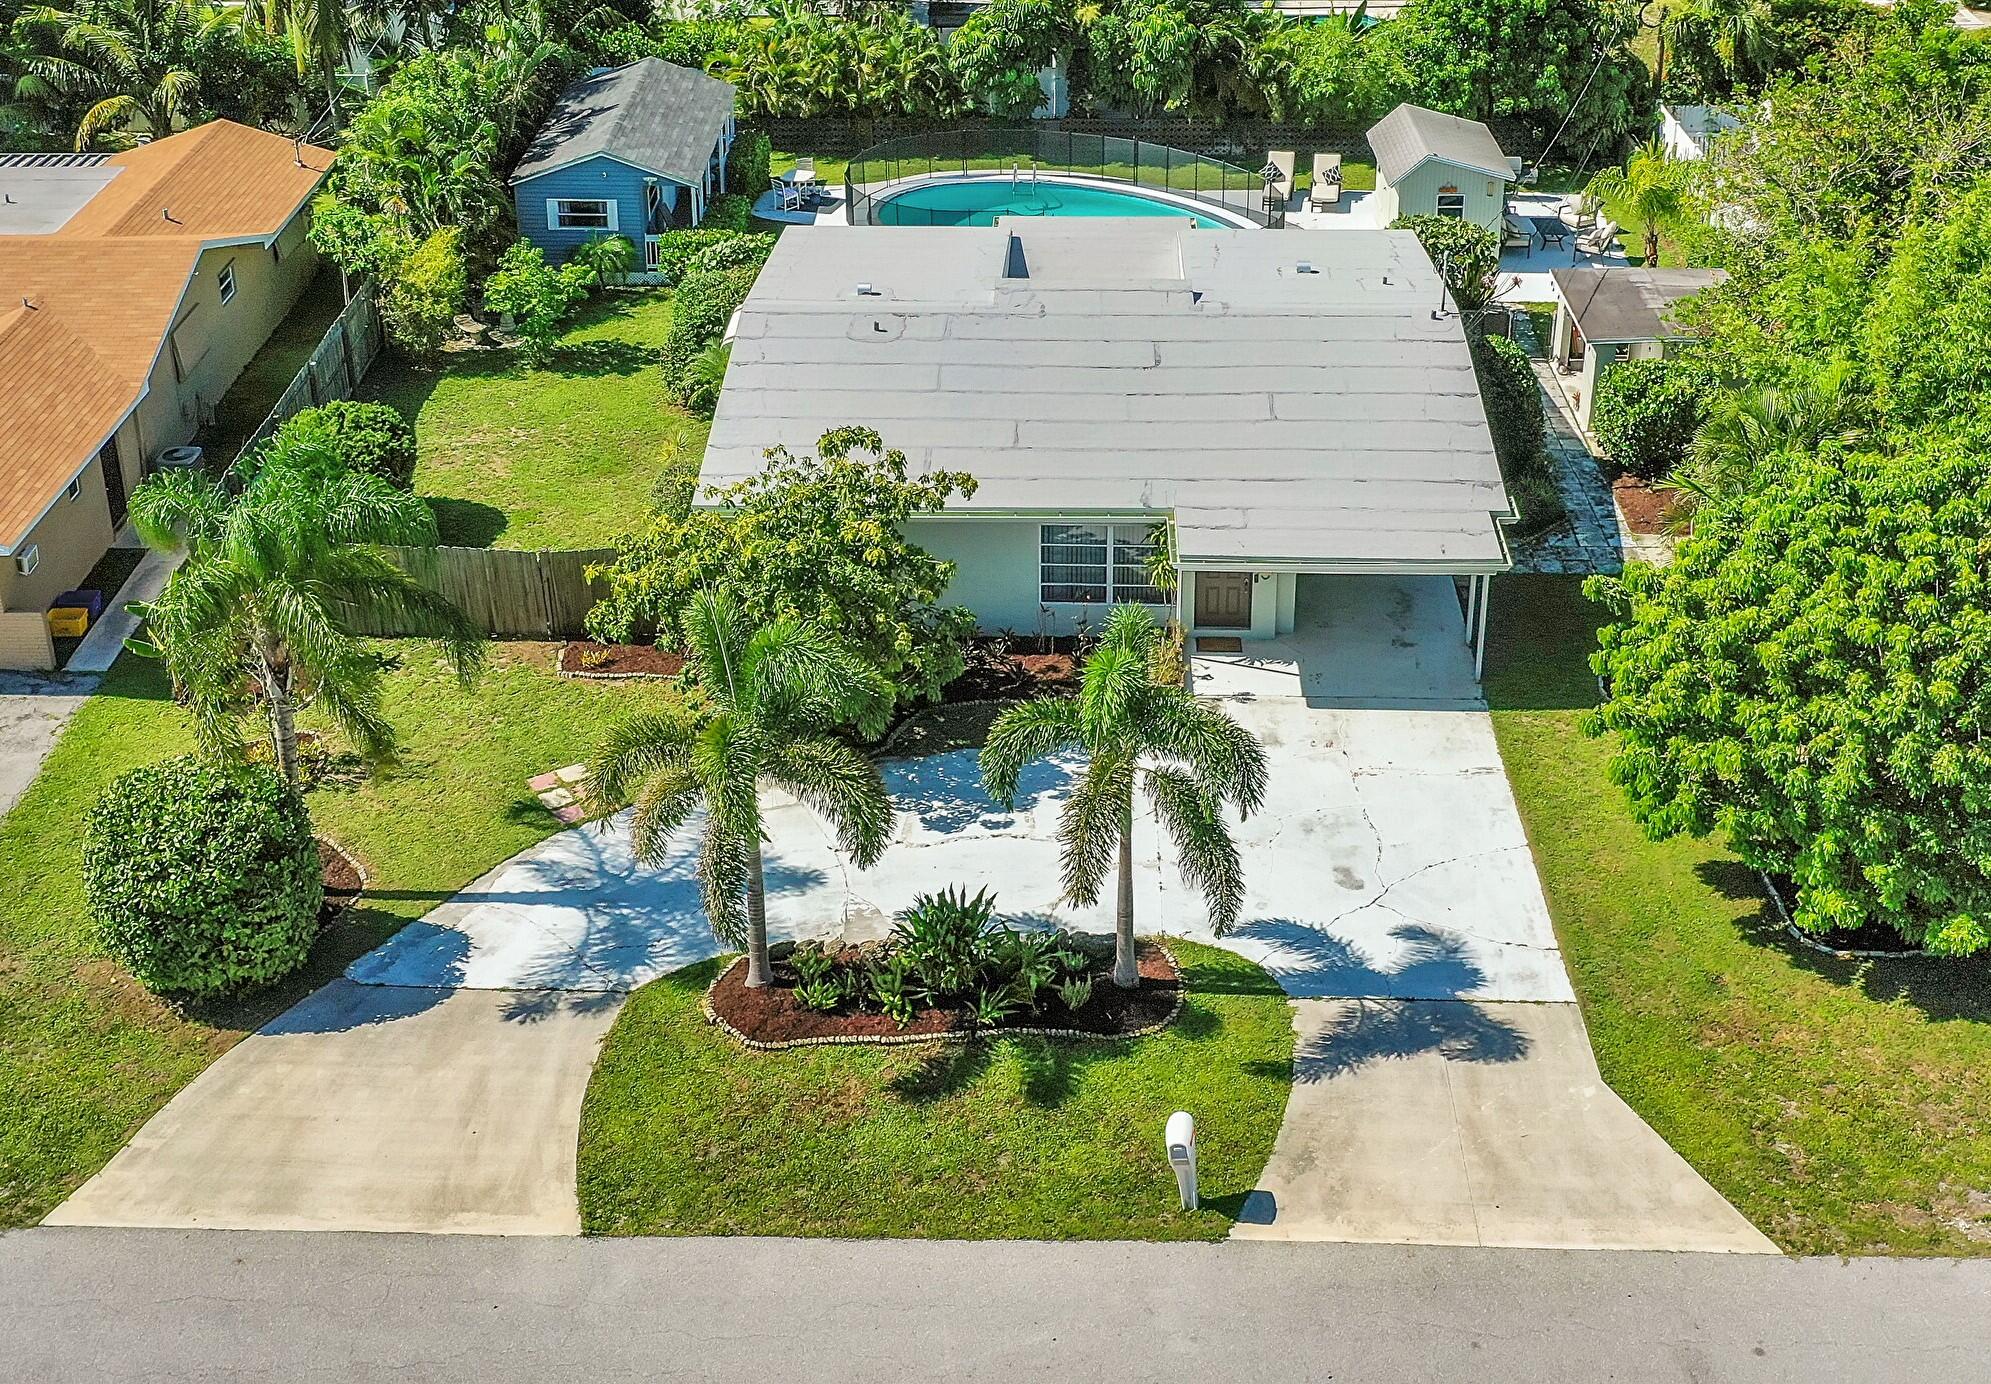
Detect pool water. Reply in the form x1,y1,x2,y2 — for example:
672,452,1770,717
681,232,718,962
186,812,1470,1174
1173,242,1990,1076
875,177,1231,228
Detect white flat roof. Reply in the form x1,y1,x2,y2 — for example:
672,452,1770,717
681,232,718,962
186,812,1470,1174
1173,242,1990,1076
703,221,1514,571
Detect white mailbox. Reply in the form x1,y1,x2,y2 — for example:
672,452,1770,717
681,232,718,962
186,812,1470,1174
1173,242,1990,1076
1165,1110,1197,1210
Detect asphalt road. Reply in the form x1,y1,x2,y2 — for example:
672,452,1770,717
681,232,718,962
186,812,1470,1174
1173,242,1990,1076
5,1229,1989,1382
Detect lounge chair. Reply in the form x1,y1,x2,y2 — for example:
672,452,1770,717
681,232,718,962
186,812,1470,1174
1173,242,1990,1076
1308,152,1343,210
1576,217,1621,257
1502,214,1534,251
1268,149,1295,207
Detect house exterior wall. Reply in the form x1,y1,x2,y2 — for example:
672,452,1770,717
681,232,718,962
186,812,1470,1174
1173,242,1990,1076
1383,160,1505,231
515,157,685,266
0,447,119,617
907,515,1174,638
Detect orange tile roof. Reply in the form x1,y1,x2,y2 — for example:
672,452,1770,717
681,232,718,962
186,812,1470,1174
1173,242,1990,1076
0,121,333,552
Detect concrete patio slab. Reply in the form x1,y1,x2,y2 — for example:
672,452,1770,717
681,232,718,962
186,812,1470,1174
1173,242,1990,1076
0,670,99,821
1232,999,1777,1253
44,981,619,1235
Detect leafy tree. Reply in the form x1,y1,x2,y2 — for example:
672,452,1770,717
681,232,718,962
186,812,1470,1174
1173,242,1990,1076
981,604,1268,988
378,224,467,358
1585,434,1991,955
587,426,978,737
482,239,592,368
585,587,893,988
1254,11,1395,127
85,755,322,998
1589,355,1713,479
949,0,1084,117
1588,139,1691,266
127,437,484,788
13,0,236,148
1862,175,1991,435
1392,213,1500,311
1082,0,1272,118
1669,362,1865,517
1664,0,1778,97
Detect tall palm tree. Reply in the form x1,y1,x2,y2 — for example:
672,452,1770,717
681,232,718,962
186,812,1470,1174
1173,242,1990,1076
15,0,231,148
584,588,894,988
128,435,484,788
981,604,1268,989
1670,0,1777,93
1588,139,1690,267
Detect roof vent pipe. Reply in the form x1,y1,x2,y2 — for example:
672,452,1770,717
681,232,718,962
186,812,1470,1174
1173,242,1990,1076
855,283,879,296
1296,261,1317,274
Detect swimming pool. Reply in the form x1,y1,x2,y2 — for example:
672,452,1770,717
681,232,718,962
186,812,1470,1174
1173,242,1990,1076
873,176,1236,228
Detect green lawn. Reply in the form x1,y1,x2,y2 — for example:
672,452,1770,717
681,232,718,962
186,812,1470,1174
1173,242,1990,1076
0,647,679,1228
362,290,703,551
1486,576,1991,1256
578,941,1294,1239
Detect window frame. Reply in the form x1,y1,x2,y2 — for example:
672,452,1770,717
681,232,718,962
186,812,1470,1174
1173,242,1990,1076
547,197,618,232
1039,522,1168,609
1435,187,1466,219
216,259,237,305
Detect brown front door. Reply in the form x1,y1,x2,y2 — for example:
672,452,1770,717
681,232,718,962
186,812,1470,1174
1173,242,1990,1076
1194,571,1252,629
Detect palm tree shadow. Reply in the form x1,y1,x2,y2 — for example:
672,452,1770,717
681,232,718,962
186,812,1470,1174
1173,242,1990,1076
1289,998,1532,1083
887,1040,992,1104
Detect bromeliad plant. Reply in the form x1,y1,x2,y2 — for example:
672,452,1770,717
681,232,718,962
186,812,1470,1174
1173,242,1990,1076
981,603,1269,988
584,588,894,987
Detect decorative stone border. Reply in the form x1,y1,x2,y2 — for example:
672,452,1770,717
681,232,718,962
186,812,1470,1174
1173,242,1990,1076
551,644,681,683
700,941,1188,1051
1757,871,1932,960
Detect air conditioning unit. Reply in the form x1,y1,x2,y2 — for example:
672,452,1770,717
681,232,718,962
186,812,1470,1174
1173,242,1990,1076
154,444,204,473
15,545,39,576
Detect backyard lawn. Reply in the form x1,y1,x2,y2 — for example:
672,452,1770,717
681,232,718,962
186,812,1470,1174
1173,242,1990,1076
578,941,1294,1240
362,289,703,551
0,647,680,1228
202,264,347,467
1487,575,1991,1256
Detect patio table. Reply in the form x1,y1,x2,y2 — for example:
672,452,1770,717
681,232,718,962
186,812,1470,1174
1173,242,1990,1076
1524,214,1570,250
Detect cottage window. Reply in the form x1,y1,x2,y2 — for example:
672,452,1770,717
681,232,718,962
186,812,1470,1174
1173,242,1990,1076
1040,523,1167,607
548,198,617,232
1436,188,1465,219
217,260,237,304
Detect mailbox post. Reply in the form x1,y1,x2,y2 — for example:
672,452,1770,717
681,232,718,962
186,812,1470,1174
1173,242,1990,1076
1165,1110,1197,1211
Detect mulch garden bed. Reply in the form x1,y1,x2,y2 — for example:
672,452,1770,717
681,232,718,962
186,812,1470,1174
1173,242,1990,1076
317,838,364,924
705,940,1182,1048
1613,475,1683,536
559,640,686,680
1762,872,1927,957
942,635,1085,702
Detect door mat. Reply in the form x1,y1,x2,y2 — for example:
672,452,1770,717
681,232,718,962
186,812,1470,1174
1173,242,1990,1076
1195,636,1245,653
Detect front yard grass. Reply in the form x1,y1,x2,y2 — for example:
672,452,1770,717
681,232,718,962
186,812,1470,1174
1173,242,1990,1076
1487,575,1991,1255
578,940,1294,1239
0,646,679,1228
362,289,704,551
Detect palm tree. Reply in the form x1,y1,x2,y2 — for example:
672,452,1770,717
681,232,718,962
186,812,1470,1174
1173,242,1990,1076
15,0,232,148
981,604,1268,989
1669,0,1777,93
1588,140,1689,267
1664,362,1867,526
584,588,894,988
128,434,485,788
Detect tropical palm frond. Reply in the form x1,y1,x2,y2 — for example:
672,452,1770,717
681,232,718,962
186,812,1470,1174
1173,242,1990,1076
626,760,703,867
1146,765,1246,933
696,816,754,948
313,468,440,547
1142,690,1270,814
129,465,230,555
584,709,697,813
1077,640,1153,747
979,694,1084,807
682,585,751,708
692,712,765,848
741,615,886,732
765,733,893,868
1056,748,1134,908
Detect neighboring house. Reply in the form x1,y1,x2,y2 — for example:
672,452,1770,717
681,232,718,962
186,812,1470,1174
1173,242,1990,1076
0,121,333,671
1548,266,1728,430
1366,103,1516,232
703,222,1512,663
509,58,737,278
1658,104,1740,162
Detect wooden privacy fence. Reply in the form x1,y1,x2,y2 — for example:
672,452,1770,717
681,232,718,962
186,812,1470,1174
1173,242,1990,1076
232,281,385,466
346,546,613,639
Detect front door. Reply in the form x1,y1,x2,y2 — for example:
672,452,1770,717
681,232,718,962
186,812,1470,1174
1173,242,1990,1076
98,438,127,529
1194,571,1252,629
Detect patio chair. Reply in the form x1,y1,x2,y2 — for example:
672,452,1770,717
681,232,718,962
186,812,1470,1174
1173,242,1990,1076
1268,149,1295,205
793,156,816,182
771,175,803,213
1576,217,1620,257
1502,214,1534,251
1308,152,1342,210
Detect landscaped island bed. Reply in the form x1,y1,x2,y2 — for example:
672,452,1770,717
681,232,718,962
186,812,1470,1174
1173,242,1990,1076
579,941,1293,1240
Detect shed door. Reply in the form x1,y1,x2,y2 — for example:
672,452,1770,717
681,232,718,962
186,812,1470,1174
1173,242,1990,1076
1195,572,1252,629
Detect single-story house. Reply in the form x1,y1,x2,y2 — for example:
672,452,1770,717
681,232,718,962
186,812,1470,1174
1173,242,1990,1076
1548,266,1728,430
510,58,737,278
703,221,1513,667
0,120,332,670
1366,103,1517,232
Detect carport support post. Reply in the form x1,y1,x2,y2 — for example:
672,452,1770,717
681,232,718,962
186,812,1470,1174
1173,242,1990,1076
1472,576,1492,681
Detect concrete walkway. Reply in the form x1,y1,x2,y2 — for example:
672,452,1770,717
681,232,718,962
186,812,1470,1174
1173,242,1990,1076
0,671,99,820
9,1230,1990,1383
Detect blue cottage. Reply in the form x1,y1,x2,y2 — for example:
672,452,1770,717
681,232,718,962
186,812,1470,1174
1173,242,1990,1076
509,58,737,278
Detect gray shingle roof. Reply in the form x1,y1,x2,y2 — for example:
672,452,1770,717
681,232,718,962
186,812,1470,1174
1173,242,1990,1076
1551,267,1728,343
702,222,1513,572
1367,103,1513,186
509,59,734,189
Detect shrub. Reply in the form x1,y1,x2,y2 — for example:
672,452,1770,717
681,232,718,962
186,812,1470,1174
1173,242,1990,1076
483,240,593,369
890,885,1002,1001
380,226,468,359
84,756,323,998
572,232,638,287
269,401,417,489
701,193,755,233
662,261,762,403
1591,355,1714,479
1470,330,1546,473
1392,214,1500,311
685,232,775,279
650,228,739,287
728,127,772,196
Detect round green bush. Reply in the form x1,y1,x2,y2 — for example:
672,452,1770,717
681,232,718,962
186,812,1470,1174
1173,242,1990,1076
1591,355,1713,480
84,756,324,999
280,400,418,489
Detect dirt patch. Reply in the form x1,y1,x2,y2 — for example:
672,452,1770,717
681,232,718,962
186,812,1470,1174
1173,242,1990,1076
559,641,686,679
708,941,1181,1046
1613,475,1683,536
944,636,1084,702
317,838,364,923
